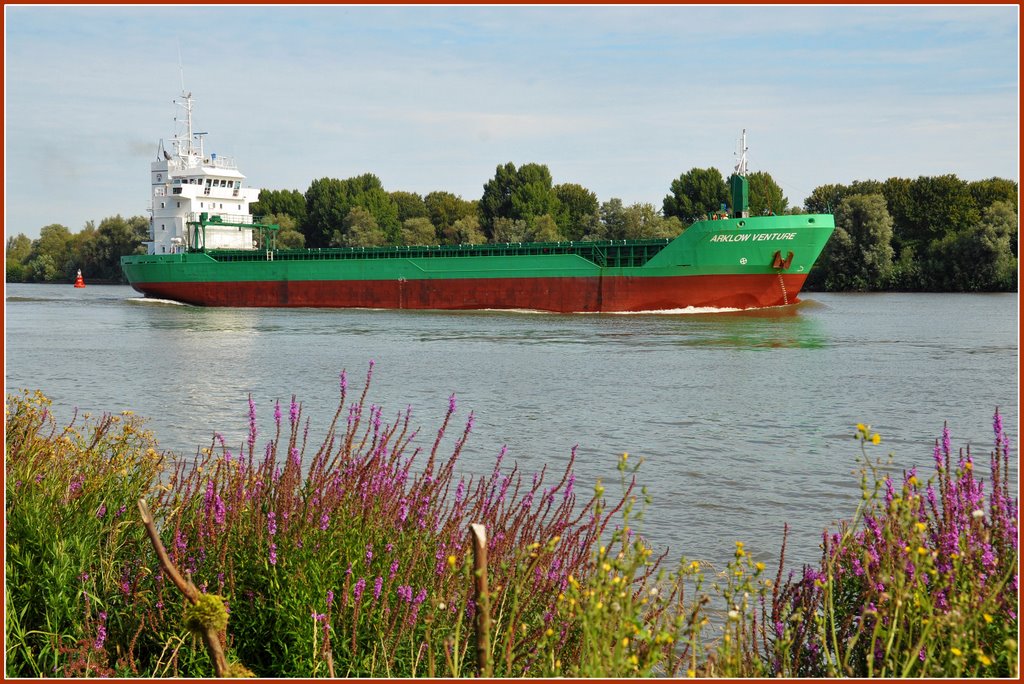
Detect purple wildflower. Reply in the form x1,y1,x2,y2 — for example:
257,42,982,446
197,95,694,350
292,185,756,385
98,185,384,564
397,585,413,603
274,400,282,427
373,576,383,601
94,612,108,650
96,504,107,519
290,397,299,426
448,393,457,415
319,513,330,531
327,589,334,607
340,369,348,395
389,560,399,580
564,473,575,500
248,395,258,451
353,578,366,602
214,495,225,526
365,545,373,565
267,511,277,536
269,542,278,566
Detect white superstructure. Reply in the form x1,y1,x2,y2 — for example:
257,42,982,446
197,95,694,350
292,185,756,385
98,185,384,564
147,91,260,254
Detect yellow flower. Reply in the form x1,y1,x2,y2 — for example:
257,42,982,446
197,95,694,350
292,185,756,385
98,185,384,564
621,637,630,647
856,423,867,432
983,614,993,623
756,562,766,572
447,554,457,568
546,628,554,637
915,521,927,532
977,653,992,666
951,647,963,657
871,433,881,445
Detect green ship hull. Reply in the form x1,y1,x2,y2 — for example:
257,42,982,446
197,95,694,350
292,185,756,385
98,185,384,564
121,213,834,312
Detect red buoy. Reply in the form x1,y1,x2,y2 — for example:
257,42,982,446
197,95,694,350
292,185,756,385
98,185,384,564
74,269,86,288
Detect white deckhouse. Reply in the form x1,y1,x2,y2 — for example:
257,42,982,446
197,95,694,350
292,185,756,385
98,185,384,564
147,91,261,254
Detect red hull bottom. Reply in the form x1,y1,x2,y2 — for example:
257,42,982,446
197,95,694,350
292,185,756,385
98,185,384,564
135,273,810,312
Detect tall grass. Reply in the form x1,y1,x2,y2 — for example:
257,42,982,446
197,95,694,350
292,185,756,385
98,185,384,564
5,370,1018,677
755,419,1018,677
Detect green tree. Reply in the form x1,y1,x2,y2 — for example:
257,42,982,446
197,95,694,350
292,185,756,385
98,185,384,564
443,214,486,245
304,177,348,248
492,217,529,243
904,174,979,247
554,183,600,241
334,206,386,247
747,171,788,216
25,254,60,282
26,224,73,282
968,177,1018,212
814,193,894,291
925,200,1017,292
479,162,518,233
881,177,914,252
252,189,306,224
425,191,476,235
663,168,729,224
527,214,562,242
598,198,627,240
6,233,33,281
304,175,399,247
804,183,849,214
401,217,438,246
391,191,429,223
84,215,147,280
356,183,402,244
622,203,682,239
6,233,32,263
265,213,305,249
480,162,561,236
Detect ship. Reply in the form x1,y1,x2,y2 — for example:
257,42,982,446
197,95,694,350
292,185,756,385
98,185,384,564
121,93,834,312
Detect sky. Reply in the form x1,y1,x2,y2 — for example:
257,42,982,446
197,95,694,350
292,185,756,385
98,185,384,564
3,4,1020,240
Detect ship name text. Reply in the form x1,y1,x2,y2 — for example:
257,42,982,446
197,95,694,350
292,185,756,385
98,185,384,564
709,232,797,243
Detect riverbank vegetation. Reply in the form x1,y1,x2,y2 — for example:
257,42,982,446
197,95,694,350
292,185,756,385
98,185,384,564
6,165,1016,293
5,366,1018,677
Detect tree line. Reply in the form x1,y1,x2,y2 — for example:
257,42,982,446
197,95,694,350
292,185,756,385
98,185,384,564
6,215,148,284
5,165,1017,292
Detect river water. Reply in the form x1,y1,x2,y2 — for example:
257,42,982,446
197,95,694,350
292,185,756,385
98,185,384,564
4,284,1018,571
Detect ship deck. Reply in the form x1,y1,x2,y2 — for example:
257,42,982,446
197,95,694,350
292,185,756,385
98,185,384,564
205,238,672,269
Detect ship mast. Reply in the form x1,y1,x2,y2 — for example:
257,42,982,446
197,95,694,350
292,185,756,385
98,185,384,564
170,90,206,162
733,128,749,177
730,129,750,218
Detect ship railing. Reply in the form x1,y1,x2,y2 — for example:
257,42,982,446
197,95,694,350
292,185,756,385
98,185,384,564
206,238,672,268
187,211,255,225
